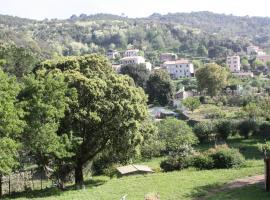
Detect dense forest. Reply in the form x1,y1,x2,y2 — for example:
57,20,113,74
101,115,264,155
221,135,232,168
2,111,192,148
1,11,270,63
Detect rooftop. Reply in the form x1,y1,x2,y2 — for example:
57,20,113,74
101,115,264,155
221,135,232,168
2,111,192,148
164,59,190,65
117,164,153,175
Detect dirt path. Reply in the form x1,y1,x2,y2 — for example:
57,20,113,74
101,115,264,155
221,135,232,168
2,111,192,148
197,175,264,200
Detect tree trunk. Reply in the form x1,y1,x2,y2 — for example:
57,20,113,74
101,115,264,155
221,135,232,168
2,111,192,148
75,162,84,189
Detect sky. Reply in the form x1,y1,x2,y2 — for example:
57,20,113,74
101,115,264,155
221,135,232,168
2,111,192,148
0,0,270,20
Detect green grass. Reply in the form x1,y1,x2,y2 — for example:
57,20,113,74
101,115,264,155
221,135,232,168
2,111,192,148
208,184,270,200
5,138,266,200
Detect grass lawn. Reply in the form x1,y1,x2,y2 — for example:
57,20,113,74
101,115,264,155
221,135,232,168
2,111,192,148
208,183,270,200
5,138,266,200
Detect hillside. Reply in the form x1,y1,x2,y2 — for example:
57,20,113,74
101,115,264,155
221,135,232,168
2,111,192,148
1,11,270,59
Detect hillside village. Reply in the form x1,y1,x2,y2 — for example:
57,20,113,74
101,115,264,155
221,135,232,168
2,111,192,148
1,9,270,200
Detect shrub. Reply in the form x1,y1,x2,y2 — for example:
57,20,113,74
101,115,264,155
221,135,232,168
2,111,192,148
237,119,259,139
160,156,190,172
193,121,216,143
258,121,270,138
215,120,236,140
158,118,198,156
192,154,214,170
209,146,245,169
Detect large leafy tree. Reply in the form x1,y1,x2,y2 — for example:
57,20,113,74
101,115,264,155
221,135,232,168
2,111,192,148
196,63,228,97
146,69,174,106
38,54,148,187
120,64,150,89
0,69,25,196
19,70,76,177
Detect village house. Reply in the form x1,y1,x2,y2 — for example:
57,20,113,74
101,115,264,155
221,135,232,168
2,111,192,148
163,59,194,79
160,53,178,62
106,49,120,59
247,45,265,56
226,55,241,72
124,49,140,57
120,56,152,71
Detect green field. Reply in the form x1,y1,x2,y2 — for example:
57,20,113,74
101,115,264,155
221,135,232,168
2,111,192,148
208,184,269,200
5,138,268,200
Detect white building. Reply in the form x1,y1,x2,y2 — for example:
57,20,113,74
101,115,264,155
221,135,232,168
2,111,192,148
226,56,241,72
124,49,140,57
120,56,152,71
247,45,266,56
163,59,194,79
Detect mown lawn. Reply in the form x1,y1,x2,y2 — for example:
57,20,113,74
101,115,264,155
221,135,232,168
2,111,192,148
208,183,270,200
5,138,266,200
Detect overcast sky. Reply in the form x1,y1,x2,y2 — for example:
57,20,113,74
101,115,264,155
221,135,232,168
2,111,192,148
0,0,269,20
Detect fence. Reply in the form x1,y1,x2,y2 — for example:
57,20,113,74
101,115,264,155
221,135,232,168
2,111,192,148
0,169,51,196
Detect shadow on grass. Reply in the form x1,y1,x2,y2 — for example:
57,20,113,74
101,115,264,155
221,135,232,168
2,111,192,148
196,137,264,160
187,182,267,200
3,178,107,199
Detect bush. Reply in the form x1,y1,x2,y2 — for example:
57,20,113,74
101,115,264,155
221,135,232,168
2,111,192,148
193,121,216,143
160,156,191,172
258,121,270,138
192,154,214,170
215,120,236,140
209,146,245,169
157,118,198,156
237,119,259,139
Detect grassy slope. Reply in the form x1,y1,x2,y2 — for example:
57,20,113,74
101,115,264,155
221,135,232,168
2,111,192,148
6,138,265,200
208,184,270,200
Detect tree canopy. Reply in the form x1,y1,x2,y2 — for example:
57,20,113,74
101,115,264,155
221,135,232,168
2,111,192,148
196,63,228,97
37,54,149,187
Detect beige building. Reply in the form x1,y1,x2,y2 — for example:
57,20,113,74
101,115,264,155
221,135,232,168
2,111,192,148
226,56,241,72
164,59,194,79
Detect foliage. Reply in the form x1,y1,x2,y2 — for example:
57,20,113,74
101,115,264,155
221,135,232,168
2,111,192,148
0,69,25,176
182,97,201,112
157,118,198,156
196,63,228,97
237,119,259,139
120,64,150,89
0,43,39,78
258,140,270,158
209,146,245,169
191,154,214,170
0,138,20,175
140,119,165,159
37,54,148,186
146,69,174,106
160,156,191,172
19,71,76,169
193,121,216,143
215,120,236,140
